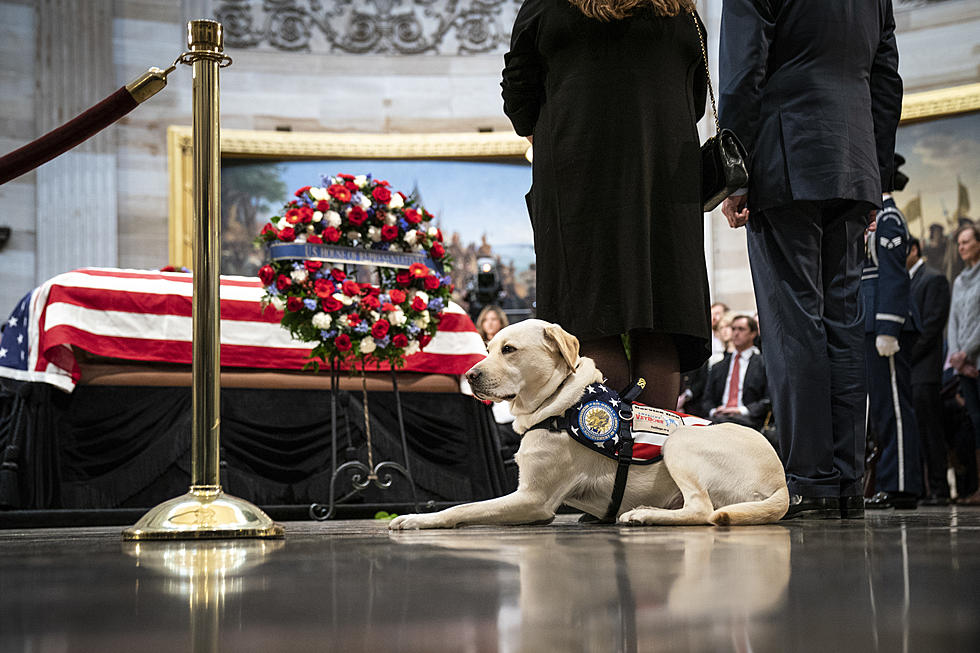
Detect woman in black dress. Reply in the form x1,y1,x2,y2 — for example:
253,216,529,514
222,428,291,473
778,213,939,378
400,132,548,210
502,0,711,408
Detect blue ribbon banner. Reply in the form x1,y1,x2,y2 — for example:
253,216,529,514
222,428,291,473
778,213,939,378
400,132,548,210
267,242,442,273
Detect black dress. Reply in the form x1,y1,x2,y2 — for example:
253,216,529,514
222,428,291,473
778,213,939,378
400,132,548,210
502,0,710,372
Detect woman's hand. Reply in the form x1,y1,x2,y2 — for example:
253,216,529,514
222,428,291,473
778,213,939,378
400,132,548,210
950,350,968,371
722,195,749,228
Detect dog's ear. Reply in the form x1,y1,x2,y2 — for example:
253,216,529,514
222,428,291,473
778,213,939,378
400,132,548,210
544,323,579,370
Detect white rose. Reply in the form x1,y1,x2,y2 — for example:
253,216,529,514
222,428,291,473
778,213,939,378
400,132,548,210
360,337,376,354
312,211,323,223
354,175,367,188
404,341,420,356
271,296,286,311
309,187,328,201
333,292,352,306
415,291,429,304
388,244,401,252
307,224,316,233
404,229,418,245
291,269,308,283
346,230,360,241
312,312,332,329
326,210,342,227
294,234,307,243
337,314,349,328
369,310,380,322
384,213,398,226
428,226,439,238
359,194,372,209
388,194,404,210
388,308,406,326
368,226,382,243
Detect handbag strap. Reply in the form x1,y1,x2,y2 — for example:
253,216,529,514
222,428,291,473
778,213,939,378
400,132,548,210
691,11,720,134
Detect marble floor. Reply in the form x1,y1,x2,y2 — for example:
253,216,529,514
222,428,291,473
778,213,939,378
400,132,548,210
1,509,978,653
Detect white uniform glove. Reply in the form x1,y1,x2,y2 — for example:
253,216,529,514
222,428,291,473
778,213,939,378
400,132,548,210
876,334,900,357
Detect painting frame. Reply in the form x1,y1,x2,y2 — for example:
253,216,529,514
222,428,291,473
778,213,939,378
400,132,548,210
166,126,531,269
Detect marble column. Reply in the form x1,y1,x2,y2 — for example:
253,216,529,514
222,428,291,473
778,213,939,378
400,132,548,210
35,0,118,281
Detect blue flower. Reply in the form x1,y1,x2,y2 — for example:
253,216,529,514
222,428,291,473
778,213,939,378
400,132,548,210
428,298,444,312
398,218,410,231
321,329,338,339
442,275,453,285
292,262,304,270
303,299,317,311
407,324,421,336
266,285,279,296
375,335,391,348
379,294,390,304
352,192,365,205
354,322,370,334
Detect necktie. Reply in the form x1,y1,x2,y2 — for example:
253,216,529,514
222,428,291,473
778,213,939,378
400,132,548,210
725,354,741,408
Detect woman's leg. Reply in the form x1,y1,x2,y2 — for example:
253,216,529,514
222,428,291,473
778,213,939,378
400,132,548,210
628,330,680,409
957,375,980,504
579,335,630,397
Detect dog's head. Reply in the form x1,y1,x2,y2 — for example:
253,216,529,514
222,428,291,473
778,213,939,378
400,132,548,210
465,319,580,404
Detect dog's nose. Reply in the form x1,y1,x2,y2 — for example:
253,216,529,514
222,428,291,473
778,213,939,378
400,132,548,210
466,368,482,385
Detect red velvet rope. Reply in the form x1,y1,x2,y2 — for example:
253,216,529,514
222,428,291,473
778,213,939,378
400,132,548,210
0,87,138,185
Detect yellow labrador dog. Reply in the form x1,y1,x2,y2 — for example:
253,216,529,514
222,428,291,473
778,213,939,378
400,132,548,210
389,319,788,530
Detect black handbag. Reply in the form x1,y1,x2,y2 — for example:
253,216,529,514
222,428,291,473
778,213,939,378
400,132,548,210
693,12,749,212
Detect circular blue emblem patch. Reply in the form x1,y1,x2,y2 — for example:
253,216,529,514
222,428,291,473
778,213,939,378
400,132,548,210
578,400,619,442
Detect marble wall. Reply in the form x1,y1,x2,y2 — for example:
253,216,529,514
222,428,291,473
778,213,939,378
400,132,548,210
0,0,978,319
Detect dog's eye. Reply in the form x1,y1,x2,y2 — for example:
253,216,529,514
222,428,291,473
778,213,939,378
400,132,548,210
501,344,517,354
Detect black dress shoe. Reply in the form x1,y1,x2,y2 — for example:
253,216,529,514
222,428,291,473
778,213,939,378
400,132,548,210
840,495,865,519
919,494,950,507
865,491,919,510
782,494,840,520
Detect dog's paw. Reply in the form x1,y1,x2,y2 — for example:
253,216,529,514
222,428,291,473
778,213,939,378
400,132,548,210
388,513,450,530
618,507,661,525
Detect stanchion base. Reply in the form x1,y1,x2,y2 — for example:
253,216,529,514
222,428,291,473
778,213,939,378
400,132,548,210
122,487,284,541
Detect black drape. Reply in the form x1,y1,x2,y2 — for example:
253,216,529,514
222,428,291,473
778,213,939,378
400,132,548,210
0,379,510,511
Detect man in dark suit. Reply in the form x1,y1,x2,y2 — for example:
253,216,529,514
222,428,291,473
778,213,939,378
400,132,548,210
907,236,952,504
702,315,770,430
718,0,903,519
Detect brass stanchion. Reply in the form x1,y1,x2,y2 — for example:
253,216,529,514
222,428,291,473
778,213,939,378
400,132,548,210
124,20,282,540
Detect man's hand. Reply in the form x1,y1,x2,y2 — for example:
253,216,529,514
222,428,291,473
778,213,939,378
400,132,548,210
713,406,742,417
867,209,878,234
875,334,900,357
526,135,533,145
962,363,980,379
721,195,749,228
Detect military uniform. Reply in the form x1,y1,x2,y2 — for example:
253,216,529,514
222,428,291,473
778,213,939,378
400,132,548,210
861,197,923,498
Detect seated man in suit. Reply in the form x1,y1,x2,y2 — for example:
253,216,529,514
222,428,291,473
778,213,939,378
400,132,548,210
702,315,770,430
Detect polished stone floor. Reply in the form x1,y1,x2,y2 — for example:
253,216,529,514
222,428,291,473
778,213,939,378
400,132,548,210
1,508,979,652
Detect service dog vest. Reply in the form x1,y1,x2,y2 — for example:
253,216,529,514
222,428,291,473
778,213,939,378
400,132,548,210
526,383,710,465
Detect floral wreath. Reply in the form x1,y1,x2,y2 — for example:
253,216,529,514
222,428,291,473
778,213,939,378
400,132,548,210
255,174,453,370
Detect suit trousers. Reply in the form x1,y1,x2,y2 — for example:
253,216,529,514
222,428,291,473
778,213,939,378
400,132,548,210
746,200,868,498
913,381,950,497
866,332,923,496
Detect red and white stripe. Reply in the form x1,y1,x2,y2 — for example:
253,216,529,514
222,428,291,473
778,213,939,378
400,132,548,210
15,268,487,392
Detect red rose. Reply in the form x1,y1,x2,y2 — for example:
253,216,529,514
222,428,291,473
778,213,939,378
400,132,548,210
307,233,323,244
347,206,368,226
396,271,411,286
323,226,341,243
260,223,279,238
434,228,443,242
345,181,359,193
388,289,406,304
338,173,355,181
381,225,398,241
335,333,352,351
314,278,333,298
294,185,311,198
430,242,445,259
374,211,386,225
424,274,440,290
322,296,342,312
381,302,395,312
391,333,408,348
276,274,291,291
258,265,275,285
278,227,296,242
371,319,390,339
316,199,330,212
408,262,430,278
330,268,346,282
286,296,303,312
304,260,323,273
419,333,432,349
411,296,427,311
377,179,391,187
365,285,381,296
328,184,351,202
342,280,361,297
347,313,361,326
299,206,314,223
403,208,421,224
285,208,301,224
372,186,392,203
362,295,380,310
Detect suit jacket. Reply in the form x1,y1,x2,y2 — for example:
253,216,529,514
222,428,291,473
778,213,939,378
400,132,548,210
702,351,770,428
909,262,952,385
717,0,903,211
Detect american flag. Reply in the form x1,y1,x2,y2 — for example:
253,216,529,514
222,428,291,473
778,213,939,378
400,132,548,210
0,268,488,393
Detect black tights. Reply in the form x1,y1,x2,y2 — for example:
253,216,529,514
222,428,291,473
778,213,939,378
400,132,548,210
578,331,679,409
